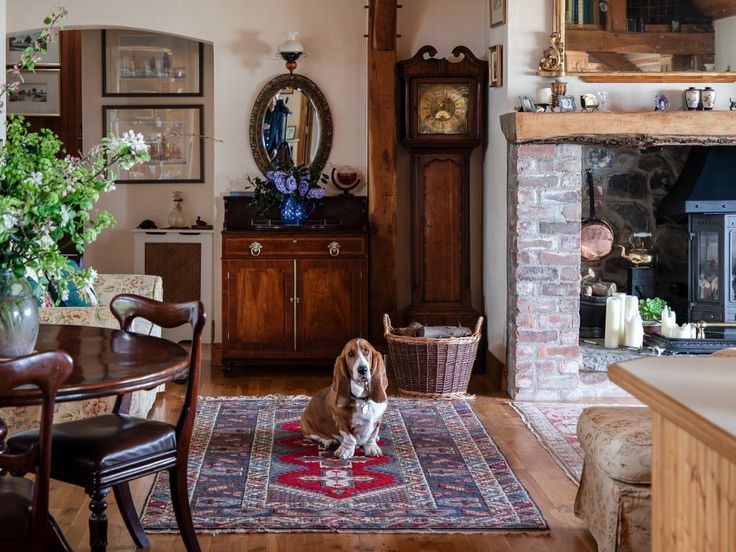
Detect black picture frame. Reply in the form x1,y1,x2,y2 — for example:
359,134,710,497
103,104,204,183
102,29,204,97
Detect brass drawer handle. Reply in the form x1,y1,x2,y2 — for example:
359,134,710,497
328,241,341,256
249,241,262,256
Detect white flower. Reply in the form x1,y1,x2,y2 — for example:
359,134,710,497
24,171,43,186
122,130,149,153
38,233,54,250
86,268,98,288
59,204,74,226
0,208,20,232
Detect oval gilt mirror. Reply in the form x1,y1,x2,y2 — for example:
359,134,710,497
249,73,333,175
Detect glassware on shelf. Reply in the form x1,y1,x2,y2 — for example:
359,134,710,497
168,190,187,228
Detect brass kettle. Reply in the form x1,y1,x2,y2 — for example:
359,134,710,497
618,233,657,267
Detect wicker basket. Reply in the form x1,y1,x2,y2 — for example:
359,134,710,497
383,314,483,398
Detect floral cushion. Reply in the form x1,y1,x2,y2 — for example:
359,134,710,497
577,407,652,485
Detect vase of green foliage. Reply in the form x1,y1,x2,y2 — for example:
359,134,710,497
0,8,151,356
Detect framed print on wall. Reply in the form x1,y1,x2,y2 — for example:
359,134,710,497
490,0,507,27
7,69,61,116
489,44,503,87
103,105,204,183
103,29,203,96
285,125,296,140
7,31,60,66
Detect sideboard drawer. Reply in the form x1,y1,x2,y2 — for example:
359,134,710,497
223,236,366,258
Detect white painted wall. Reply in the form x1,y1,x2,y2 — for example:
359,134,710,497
8,0,367,342
715,16,736,72
79,31,216,276
9,0,488,343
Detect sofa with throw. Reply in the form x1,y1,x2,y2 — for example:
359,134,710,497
0,273,165,433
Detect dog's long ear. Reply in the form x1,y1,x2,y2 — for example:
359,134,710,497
369,345,388,403
332,352,351,408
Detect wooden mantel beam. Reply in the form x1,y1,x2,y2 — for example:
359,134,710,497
368,0,398,345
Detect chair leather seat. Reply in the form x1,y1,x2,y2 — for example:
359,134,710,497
8,414,177,473
0,475,34,540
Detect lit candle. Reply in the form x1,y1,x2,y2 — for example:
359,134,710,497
536,87,553,105
605,296,622,348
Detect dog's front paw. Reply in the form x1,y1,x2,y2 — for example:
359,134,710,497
363,443,383,457
334,443,356,459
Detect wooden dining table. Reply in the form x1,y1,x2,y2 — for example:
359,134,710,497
0,324,190,550
0,324,189,407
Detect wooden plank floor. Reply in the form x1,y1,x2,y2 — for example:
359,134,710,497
48,346,598,551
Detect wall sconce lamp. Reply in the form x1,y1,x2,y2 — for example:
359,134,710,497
278,31,304,74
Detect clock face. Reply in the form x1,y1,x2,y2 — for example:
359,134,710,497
417,83,470,135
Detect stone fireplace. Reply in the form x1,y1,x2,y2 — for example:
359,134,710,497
501,111,736,400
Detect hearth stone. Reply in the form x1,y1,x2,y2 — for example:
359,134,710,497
579,339,651,372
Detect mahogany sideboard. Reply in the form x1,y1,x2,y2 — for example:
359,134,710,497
221,196,369,373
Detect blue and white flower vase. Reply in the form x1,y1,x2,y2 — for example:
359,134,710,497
280,196,315,225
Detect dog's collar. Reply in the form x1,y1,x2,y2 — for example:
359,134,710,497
351,391,369,401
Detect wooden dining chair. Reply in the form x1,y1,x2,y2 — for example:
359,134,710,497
0,350,74,552
9,295,206,552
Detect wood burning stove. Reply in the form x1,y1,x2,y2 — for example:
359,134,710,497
689,215,736,328
659,147,736,333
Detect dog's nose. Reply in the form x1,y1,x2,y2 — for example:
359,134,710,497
357,365,368,376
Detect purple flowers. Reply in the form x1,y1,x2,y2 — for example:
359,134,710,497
249,162,326,217
307,187,325,200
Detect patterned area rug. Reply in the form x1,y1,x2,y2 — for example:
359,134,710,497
142,396,547,533
508,402,590,484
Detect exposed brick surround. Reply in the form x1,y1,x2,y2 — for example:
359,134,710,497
507,144,583,400
501,111,736,400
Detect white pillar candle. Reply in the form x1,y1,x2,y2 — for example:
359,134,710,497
624,312,644,349
536,87,553,105
624,295,639,325
605,296,622,348
614,293,627,341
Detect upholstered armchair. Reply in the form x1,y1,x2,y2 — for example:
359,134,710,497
0,274,165,434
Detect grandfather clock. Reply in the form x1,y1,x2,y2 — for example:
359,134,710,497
398,45,486,328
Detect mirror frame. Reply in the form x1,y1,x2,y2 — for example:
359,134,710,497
538,0,736,82
249,73,333,175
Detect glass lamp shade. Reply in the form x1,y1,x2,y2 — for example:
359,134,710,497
278,31,303,55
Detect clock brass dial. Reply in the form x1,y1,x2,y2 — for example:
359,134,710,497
417,83,470,135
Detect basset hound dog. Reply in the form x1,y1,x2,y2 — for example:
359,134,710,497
301,338,388,459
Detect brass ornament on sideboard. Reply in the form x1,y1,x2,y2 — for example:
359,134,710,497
538,0,736,82
248,73,333,176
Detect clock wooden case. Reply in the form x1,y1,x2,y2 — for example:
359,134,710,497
398,45,486,330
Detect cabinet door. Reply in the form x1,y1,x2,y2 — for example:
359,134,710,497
296,259,367,355
223,259,293,355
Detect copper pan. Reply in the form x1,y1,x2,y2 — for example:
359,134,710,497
581,170,615,262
